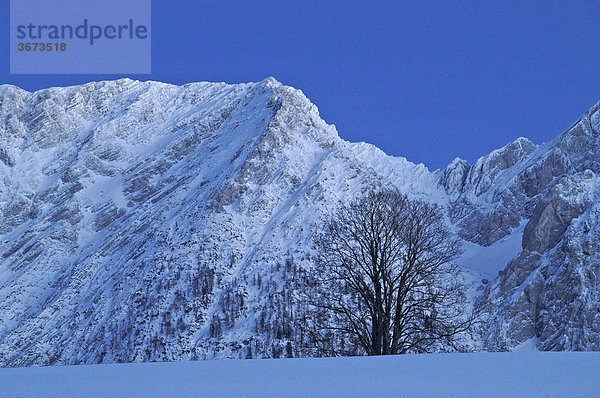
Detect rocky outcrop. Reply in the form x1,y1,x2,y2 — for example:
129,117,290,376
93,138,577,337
481,170,600,351
467,137,537,197
440,158,470,194
522,173,592,253
443,102,600,352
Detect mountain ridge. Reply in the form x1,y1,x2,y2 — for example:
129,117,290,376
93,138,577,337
0,78,599,365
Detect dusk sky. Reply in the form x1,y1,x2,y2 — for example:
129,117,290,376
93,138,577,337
2,1,600,170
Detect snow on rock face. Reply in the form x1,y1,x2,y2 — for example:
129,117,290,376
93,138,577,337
0,78,448,366
470,103,600,352
440,157,470,194
522,173,595,254
447,136,577,247
466,137,537,197
1,77,600,365
555,103,600,173
436,103,600,352
481,170,600,351
442,137,546,247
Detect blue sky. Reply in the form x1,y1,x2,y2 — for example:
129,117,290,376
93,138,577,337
2,1,600,170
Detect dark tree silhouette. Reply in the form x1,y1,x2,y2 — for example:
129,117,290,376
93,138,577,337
309,189,476,355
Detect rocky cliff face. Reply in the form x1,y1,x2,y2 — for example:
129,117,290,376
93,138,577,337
0,78,599,366
442,136,541,246
0,78,440,365
474,103,600,351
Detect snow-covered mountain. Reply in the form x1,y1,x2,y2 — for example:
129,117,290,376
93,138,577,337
0,78,598,366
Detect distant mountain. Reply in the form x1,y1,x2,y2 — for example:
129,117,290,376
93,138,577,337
0,78,598,366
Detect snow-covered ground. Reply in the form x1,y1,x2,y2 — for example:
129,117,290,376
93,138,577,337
458,220,526,280
1,353,599,397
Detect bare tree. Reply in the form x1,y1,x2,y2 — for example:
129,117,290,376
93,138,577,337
308,189,475,355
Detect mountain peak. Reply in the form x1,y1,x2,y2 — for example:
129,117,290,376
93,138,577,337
259,76,282,88
440,157,471,194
